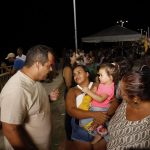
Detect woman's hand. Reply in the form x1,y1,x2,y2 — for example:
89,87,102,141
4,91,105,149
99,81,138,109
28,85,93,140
92,111,109,125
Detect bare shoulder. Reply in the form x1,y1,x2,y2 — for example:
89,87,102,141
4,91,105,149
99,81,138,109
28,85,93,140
63,66,72,76
68,86,82,96
63,66,72,72
66,86,82,106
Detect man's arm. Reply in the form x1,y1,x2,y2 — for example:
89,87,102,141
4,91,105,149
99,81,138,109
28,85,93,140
2,122,38,150
1,64,16,75
1,63,11,73
10,68,17,75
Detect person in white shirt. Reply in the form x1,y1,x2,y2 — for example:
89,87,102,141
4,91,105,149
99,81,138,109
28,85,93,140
16,47,26,61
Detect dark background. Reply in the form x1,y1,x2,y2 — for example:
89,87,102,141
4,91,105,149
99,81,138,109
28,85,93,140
0,1,150,58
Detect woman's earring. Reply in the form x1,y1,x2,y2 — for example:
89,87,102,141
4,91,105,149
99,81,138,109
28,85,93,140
134,100,138,104
133,97,139,104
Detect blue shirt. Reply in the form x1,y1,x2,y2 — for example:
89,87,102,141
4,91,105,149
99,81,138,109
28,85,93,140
13,58,25,70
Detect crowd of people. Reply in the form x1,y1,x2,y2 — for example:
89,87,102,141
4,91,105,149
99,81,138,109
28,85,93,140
63,48,150,150
0,45,150,150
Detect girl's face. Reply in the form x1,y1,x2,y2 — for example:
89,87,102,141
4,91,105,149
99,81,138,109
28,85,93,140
98,68,112,84
73,66,88,85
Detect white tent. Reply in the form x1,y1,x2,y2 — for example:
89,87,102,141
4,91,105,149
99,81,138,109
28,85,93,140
81,25,142,43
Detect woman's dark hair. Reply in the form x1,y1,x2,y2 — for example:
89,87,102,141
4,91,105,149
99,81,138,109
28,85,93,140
63,51,75,68
118,58,132,80
73,65,89,73
121,69,150,101
73,65,94,81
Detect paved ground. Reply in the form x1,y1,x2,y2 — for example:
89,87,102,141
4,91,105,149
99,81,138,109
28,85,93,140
0,70,66,150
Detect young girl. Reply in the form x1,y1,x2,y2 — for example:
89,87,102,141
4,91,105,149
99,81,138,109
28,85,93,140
78,63,119,144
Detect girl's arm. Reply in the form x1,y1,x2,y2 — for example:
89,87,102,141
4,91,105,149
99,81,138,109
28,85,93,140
82,87,108,102
66,87,109,124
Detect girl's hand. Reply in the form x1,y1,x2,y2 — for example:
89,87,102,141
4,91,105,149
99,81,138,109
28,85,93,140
82,87,89,93
91,85,97,93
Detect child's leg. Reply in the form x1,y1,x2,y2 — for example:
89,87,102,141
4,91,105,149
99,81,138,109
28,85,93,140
97,125,108,136
91,134,102,145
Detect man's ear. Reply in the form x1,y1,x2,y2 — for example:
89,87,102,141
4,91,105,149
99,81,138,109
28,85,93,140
35,61,40,70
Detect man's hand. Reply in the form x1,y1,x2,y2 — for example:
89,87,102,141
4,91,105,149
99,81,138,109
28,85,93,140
49,88,60,102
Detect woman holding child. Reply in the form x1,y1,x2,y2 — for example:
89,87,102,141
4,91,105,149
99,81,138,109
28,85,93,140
66,62,150,150
66,65,110,150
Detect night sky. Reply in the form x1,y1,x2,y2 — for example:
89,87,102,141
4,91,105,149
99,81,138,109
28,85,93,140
0,1,150,58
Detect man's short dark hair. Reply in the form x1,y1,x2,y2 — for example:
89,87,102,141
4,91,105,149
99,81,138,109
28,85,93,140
25,45,54,67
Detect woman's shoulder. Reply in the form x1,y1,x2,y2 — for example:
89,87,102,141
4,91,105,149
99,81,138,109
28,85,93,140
63,66,72,71
63,66,72,75
68,86,83,95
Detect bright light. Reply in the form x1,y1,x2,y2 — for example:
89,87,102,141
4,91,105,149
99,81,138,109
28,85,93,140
117,20,128,27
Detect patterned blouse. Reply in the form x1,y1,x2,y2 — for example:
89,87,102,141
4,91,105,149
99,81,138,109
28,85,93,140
107,101,150,150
